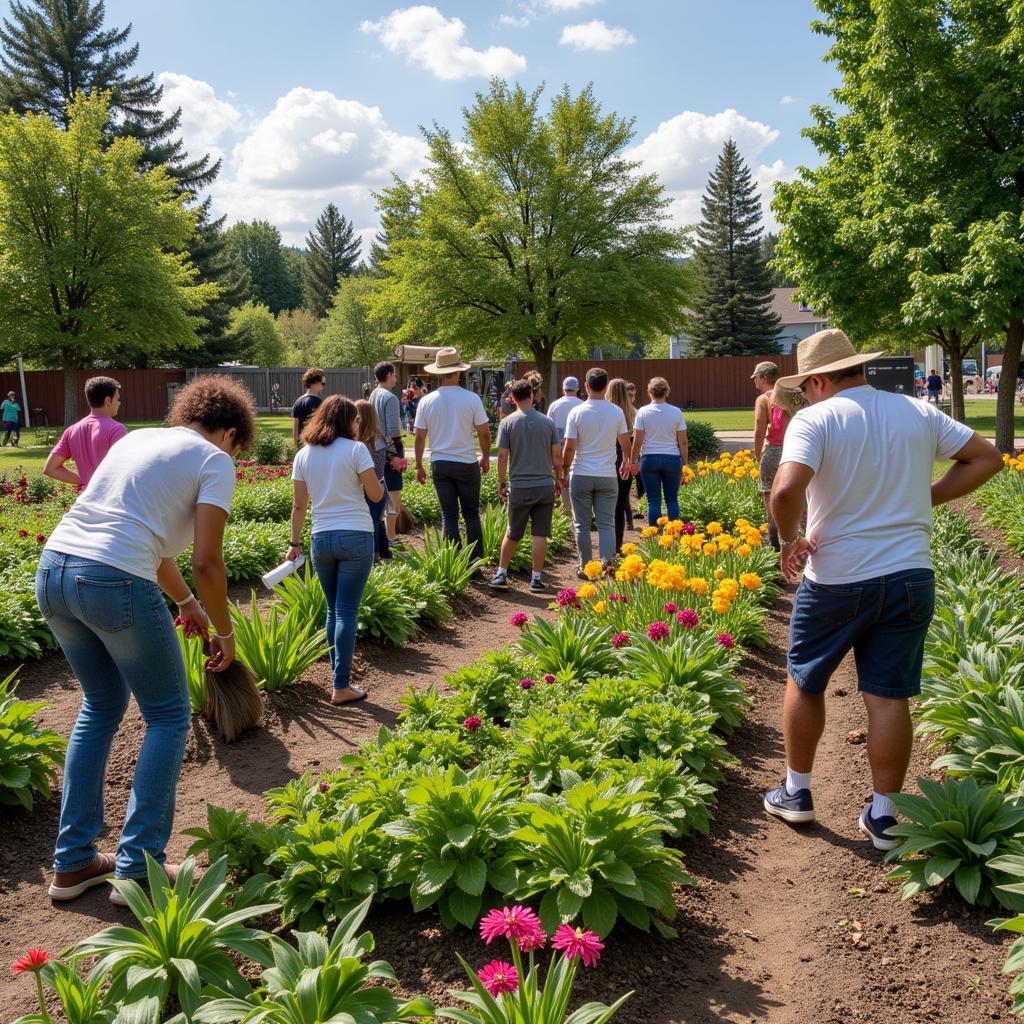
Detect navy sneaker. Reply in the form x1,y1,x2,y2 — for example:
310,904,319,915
488,573,509,590
529,577,546,593
859,806,899,851
763,781,816,824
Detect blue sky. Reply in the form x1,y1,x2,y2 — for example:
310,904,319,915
48,1,840,248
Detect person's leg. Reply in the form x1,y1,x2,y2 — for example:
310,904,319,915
531,534,548,573
593,477,617,564
614,474,631,551
498,534,519,572
639,456,661,524
662,455,682,521
861,694,913,794
311,533,340,673
431,462,462,546
329,530,375,701
529,492,553,579
761,492,780,550
454,462,484,561
783,675,826,773
498,491,528,576
569,475,593,567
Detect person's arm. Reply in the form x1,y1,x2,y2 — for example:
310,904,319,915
360,466,384,503
753,396,769,462
42,450,80,487
629,428,645,464
192,503,235,671
931,432,1003,506
415,427,428,485
287,480,308,564
677,428,688,469
770,461,817,582
291,414,300,448
156,557,210,641
387,393,405,457
497,447,510,499
561,438,576,486
477,422,491,474
550,442,563,494
617,431,634,480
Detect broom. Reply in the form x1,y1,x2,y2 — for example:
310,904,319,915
201,641,264,742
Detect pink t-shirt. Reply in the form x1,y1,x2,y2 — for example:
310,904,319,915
52,412,128,486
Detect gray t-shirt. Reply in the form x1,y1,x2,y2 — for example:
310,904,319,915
370,385,401,450
497,407,557,487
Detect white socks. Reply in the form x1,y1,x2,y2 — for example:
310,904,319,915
785,767,812,796
531,571,542,582
871,792,896,819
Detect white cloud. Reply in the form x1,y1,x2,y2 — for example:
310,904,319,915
780,95,796,105
499,14,530,27
156,72,242,166
361,6,526,80
546,0,601,9
626,109,790,228
559,19,635,51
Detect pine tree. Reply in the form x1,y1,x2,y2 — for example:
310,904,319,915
303,203,361,317
688,139,781,356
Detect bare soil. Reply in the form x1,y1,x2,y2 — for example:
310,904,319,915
0,539,1018,1022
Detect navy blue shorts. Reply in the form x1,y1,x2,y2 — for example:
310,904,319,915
788,568,935,699
384,464,404,492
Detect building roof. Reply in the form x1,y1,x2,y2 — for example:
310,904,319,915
771,287,826,326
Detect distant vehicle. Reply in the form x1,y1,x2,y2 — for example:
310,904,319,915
945,358,980,393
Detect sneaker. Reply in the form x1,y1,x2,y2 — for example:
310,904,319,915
859,806,899,851
529,577,546,593
488,573,509,590
576,568,588,580
763,781,816,824
49,853,115,901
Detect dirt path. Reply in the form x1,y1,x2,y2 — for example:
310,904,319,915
0,560,1016,1022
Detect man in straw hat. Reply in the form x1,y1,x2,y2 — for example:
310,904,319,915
414,347,491,561
762,328,1002,849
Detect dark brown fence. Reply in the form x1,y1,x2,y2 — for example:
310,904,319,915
511,356,799,409
0,368,186,427
186,367,368,408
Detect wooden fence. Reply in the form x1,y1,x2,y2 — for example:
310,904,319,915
186,367,369,408
512,356,799,409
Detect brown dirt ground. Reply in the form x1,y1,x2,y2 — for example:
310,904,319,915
1,524,1020,1023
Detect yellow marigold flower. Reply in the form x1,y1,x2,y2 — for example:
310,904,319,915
714,568,725,580
577,583,598,599
706,522,723,536
683,466,695,480
688,577,709,596
749,470,759,480
728,479,738,486
760,523,769,533
717,535,736,551
616,554,647,582
734,467,747,479
620,542,638,555
735,518,750,530
583,560,603,580
702,542,717,556
641,526,659,538
594,600,607,613
740,572,762,590
718,579,739,598
737,543,753,557
699,470,708,477
659,534,675,549
657,515,669,526
711,596,732,614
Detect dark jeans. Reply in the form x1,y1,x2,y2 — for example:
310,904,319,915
2,421,19,445
431,460,484,560
366,491,390,558
614,474,633,552
639,453,682,523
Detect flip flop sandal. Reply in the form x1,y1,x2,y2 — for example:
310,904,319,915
48,853,115,901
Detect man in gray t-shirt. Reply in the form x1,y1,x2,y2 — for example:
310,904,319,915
489,379,562,593
370,361,406,542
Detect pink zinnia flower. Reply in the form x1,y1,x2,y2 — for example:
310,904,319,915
551,924,604,967
510,612,528,628
647,621,670,641
663,603,677,615
517,926,548,953
716,632,735,649
520,678,535,690
11,949,49,976
682,523,696,535
318,781,329,793
464,715,482,731
556,588,580,608
477,960,519,996
480,905,544,944
677,609,699,629
543,674,556,684
611,632,630,649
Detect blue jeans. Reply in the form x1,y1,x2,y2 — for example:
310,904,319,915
640,454,682,523
311,530,375,690
35,551,190,878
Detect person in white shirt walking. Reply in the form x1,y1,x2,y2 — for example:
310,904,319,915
629,377,688,525
414,347,491,561
546,376,583,514
562,367,631,574
762,329,1002,850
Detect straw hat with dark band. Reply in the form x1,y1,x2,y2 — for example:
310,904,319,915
776,328,883,390
424,347,472,374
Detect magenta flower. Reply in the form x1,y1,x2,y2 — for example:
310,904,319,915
556,588,580,608
35,533,45,543
543,674,556,684
520,677,535,690
464,716,482,731
480,905,544,945
517,926,548,953
716,632,735,649
663,602,677,615
318,781,329,793
477,960,519,996
682,522,696,535
510,612,528,628
677,608,699,629
17,529,27,538
611,632,630,649
551,924,604,967
647,620,670,641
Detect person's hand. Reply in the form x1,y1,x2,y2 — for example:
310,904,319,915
619,462,632,481
176,601,210,641
562,473,570,490
286,544,301,563
206,632,236,673
480,454,490,474
499,482,509,500
630,459,640,477
416,466,427,486
780,537,817,583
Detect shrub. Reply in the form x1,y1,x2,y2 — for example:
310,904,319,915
231,594,328,692
177,520,291,586
248,428,291,465
517,616,618,682
396,528,483,598
358,565,422,645
0,669,66,811
230,477,294,522
684,419,720,460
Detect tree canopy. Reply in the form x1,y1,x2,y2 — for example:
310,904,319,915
304,203,361,317
318,276,393,369
230,301,285,367
225,221,303,315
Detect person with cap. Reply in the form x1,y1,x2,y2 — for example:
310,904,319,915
751,360,790,550
2,389,22,446
546,377,583,513
762,328,1002,850
414,347,491,560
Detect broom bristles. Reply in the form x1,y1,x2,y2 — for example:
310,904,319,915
203,659,264,742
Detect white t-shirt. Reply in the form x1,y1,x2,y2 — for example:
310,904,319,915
781,386,974,584
46,427,235,583
414,385,488,464
564,399,628,478
634,401,687,456
547,394,583,440
292,437,375,534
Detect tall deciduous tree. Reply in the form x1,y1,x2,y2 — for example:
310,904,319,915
688,140,780,356
0,93,213,422
230,301,285,367
318,277,392,368
225,221,302,315
277,307,321,365
371,80,690,392
304,203,361,317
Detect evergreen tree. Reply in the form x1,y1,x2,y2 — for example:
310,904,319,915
688,140,781,356
225,220,301,315
304,203,361,316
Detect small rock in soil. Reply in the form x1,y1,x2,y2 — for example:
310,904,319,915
847,729,867,744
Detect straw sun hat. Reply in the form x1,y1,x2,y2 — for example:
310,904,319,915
776,328,882,390
424,346,472,374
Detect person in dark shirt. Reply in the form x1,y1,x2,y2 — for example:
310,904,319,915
925,369,942,405
292,368,326,447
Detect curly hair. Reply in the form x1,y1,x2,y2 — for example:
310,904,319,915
302,367,326,389
167,375,256,451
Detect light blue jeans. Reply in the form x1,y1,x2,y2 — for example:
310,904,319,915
35,551,191,879
569,474,617,566
311,529,375,690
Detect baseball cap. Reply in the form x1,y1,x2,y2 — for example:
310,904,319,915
750,361,778,379
562,376,580,391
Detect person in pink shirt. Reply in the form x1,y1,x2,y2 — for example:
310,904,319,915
44,377,128,489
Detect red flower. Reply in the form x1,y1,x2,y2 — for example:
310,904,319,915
509,612,528,628
647,620,670,641
543,674,556,684
17,529,27,538
477,960,519,996
552,924,604,967
480,905,544,945
556,588,580,608
463,715,482,731
318,781,329,793
11,949,49,975
611,632,630,649
520,677,535,690
663,603,677,615
35,533,45,543
677,609,699,629
716,632,735,649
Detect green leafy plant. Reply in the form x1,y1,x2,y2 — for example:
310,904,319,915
517,617,617,682
231,594,328,692
358,565,422,645
988,913,1024,1015
178,520,291,585
10,957,131,1024
601,757,716,838
401,472,442,524
681,419,719,460
183,803,281,881
176,628,208,713
248,430,291,465
0,669,66,811
397,527,484,598
389,562,451,626
884,777,1024,909
445,648,540,722
505,708,606,792
271,561,326,639
231,477,294,522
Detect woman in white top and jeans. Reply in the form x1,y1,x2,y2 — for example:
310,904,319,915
37,376,253,900
630,376,688,524
288,396,383,706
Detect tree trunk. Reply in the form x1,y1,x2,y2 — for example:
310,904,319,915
62,350,79,426
995,320,1024,453
531,343,556,408
948,359,966,423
